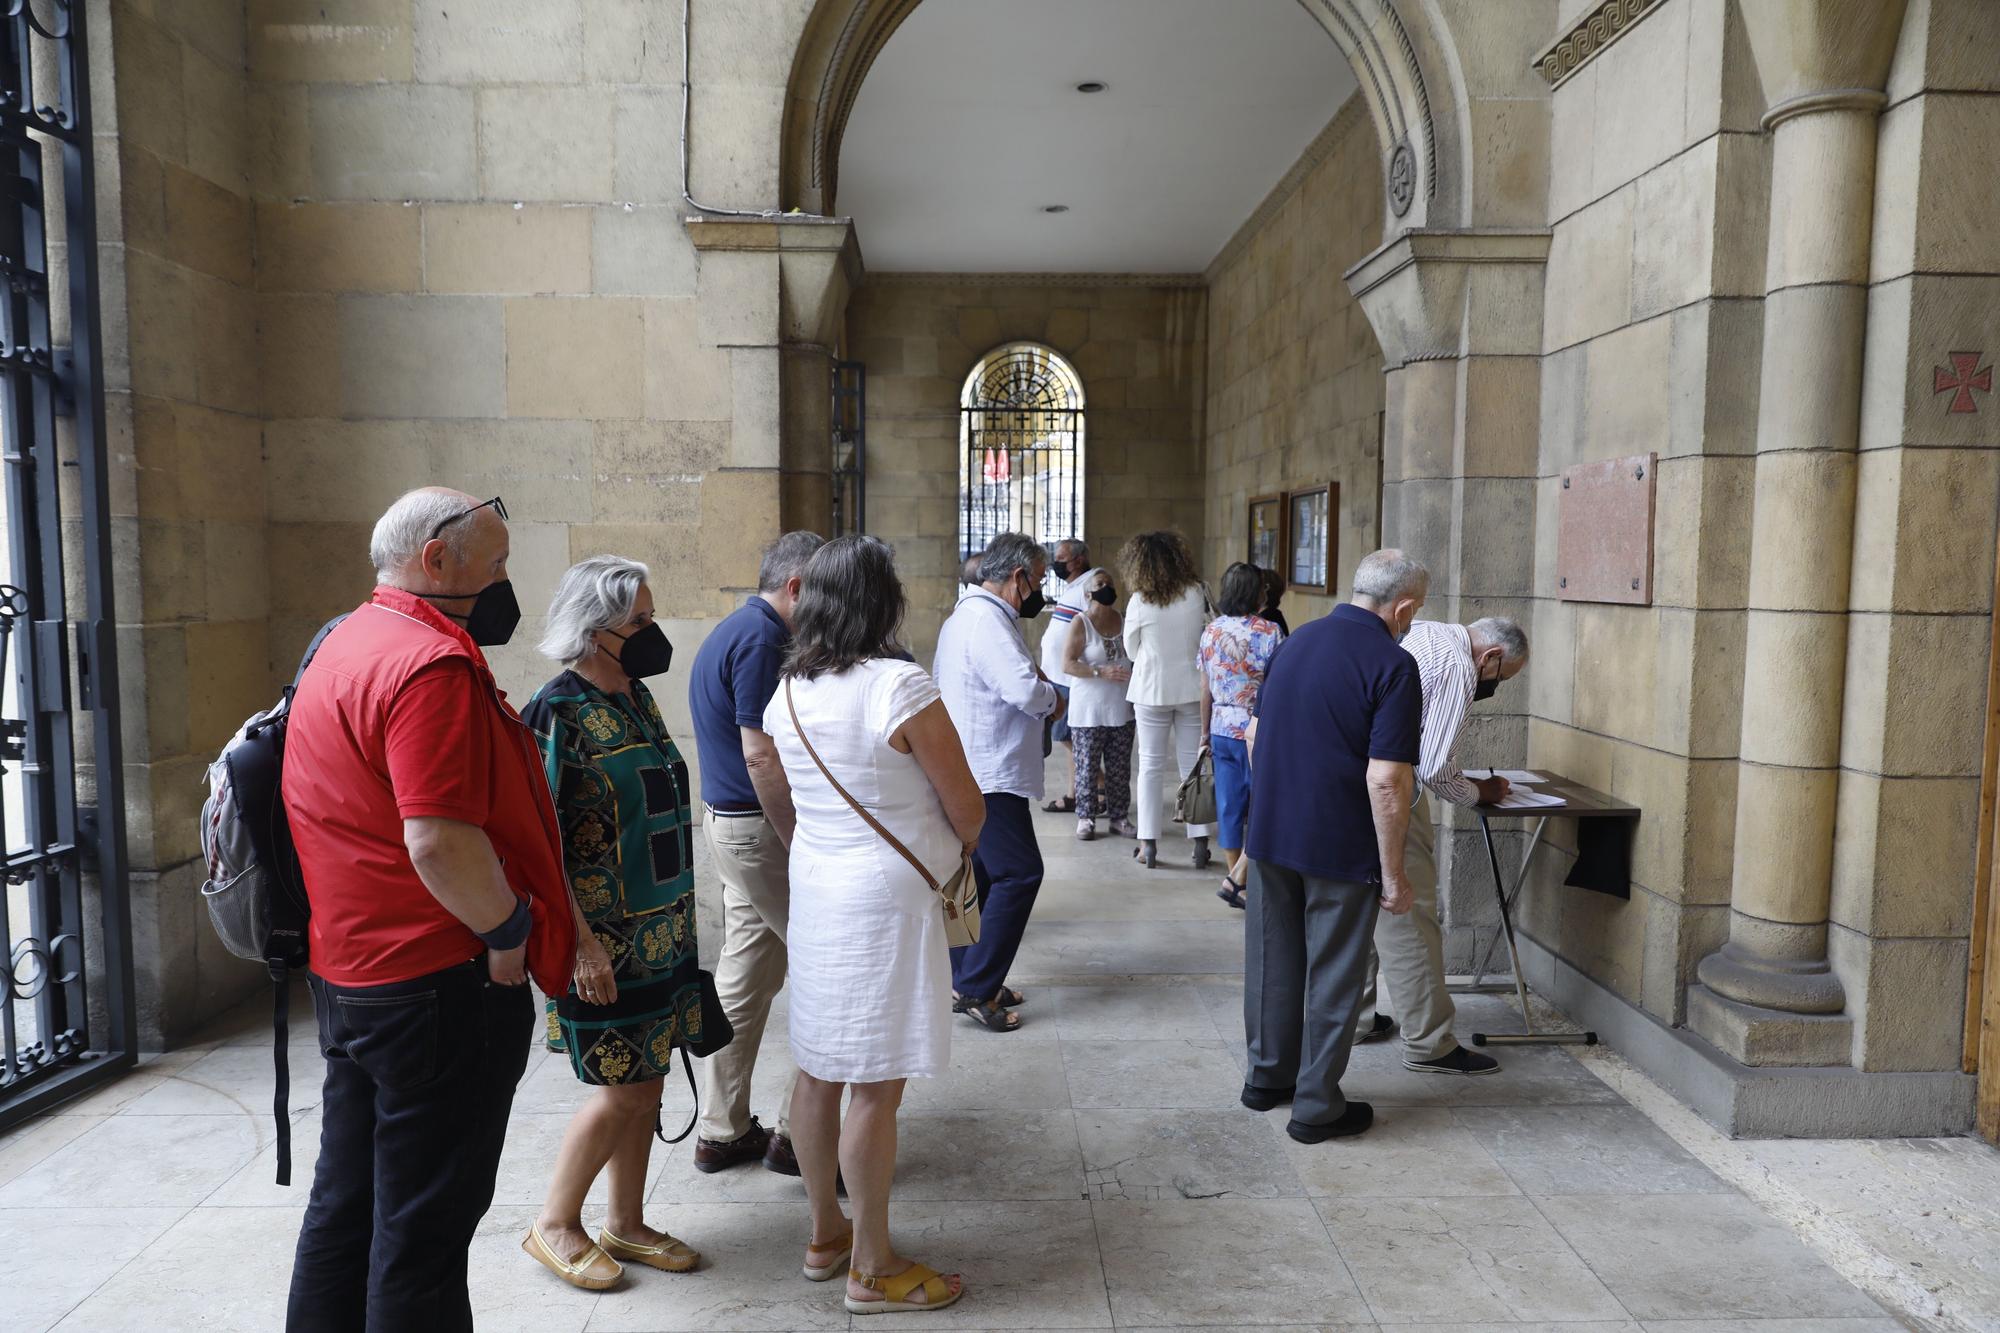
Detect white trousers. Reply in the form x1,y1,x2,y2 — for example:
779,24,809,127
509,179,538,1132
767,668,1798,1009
1133,701,1214,841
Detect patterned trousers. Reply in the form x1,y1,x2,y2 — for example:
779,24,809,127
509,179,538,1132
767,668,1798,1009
1071,721,1135,821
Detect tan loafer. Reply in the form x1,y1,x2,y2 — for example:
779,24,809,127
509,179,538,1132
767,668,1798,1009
599,1226,700,1273
523,1223,624,1290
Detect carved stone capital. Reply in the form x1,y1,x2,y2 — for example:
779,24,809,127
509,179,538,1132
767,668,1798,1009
1344,229,1551,369
1739,0,1909,121
684,216,863,348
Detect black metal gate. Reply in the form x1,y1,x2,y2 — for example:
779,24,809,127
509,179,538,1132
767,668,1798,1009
0,0,135,1129
959,344,1084,558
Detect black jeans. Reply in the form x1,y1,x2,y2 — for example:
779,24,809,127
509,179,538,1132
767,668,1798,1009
950,792,1043,1002
286,958,534,1333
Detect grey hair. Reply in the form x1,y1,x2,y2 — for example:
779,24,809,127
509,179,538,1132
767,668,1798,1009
1470,616,1530,667
1055,537,1087,560
538,556,650,663
978,532,1048,584
369,489,474,581
759,530,826,592
1352,548,1429,604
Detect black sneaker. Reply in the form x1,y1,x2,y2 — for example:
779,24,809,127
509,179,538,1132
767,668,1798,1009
1404,1046,1501,1076
1356,1014,1396,1044
1240,1083,1294,1112
1287,1101,1373,1143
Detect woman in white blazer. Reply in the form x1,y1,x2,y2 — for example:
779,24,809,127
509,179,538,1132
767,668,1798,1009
1118,530,1215,869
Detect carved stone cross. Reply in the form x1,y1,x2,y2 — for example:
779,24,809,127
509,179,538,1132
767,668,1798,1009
1934,351,1993,414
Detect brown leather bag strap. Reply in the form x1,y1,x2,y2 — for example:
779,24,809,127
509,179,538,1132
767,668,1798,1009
784,678,941,891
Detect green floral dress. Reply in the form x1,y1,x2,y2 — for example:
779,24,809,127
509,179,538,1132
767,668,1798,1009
523,671,703,1085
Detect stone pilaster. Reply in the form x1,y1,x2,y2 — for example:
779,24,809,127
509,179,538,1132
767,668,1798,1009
1690,0,1911,1060
1347,229,1550,963
685,216,861,546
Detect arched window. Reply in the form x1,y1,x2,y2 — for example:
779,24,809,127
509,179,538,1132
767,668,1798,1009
959,343,1085,559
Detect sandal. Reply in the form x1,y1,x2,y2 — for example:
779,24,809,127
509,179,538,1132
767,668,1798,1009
847,1262,965,1315
803,1228,853,1282
1042,796,1076,813
955,987,1025,1008
952,994,1020,1032
1217,881,1246,910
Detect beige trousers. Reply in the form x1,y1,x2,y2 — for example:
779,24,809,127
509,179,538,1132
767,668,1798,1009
1359,794,1459,1060
696,809,795,1142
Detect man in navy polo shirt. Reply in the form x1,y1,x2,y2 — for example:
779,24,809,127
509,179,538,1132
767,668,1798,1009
687,529,824,1173
1240,548,1428,1143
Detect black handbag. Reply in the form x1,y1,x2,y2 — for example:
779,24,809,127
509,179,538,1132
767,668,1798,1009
656,968,733,1144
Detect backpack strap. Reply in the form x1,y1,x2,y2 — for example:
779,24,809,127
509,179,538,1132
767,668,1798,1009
783,678,941,892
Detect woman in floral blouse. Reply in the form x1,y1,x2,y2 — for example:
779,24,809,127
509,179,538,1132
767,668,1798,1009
520,557,704,1292
1198,562,1285,909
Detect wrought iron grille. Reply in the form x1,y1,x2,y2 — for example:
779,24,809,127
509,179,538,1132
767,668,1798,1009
958,344,1084,559
830,359,864,538
0,0,135,1128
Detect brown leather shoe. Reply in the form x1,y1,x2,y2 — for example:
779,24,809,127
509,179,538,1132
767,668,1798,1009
762,1130,801,1176
693,1117,769,1174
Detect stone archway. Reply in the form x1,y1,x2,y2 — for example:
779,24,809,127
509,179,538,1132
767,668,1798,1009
780,0,1472,239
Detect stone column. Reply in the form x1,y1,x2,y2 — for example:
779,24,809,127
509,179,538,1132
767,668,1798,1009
1348,229,1550,965
685,216,861,542
1691,0,1910,1062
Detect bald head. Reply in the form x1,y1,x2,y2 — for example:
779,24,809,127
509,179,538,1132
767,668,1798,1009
370,486,510,597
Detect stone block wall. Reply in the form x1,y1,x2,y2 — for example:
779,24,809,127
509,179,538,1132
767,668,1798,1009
1523,0,1768,1025
1202,99,1385,630
845,278,1207,662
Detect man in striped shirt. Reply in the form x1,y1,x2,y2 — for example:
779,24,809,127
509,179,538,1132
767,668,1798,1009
1361,615,1530,1076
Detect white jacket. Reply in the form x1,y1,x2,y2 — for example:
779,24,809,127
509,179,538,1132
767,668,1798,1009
1123,584,1207,707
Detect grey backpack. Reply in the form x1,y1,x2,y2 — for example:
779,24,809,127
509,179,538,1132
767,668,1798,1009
198,614,346,1184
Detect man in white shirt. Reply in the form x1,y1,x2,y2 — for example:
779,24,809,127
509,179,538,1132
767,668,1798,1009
934,532,1064,1033
1361,616,1529,1075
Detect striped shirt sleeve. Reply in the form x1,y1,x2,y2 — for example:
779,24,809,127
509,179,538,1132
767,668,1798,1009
1403,622,1479,807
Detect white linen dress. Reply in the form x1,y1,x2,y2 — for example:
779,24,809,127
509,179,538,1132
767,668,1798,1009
764,658,957,1083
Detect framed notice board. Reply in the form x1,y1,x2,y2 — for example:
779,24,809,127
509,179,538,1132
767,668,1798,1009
1247,494,1283,572
1287,484,1337,594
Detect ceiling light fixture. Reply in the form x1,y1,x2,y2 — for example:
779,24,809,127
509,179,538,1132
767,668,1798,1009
1042,204,1070,214
1075,80,1107,93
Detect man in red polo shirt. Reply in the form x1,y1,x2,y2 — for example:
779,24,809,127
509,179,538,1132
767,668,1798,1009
283,487,574,1332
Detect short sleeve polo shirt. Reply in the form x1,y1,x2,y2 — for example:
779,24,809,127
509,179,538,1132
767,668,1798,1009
1245,603,1423,883
688,596,790,811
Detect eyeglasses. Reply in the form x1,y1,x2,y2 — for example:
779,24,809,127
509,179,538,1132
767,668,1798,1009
429,495,508,540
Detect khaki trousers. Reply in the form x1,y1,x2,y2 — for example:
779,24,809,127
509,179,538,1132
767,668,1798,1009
696,809,795,1142
1359,795,1459,1060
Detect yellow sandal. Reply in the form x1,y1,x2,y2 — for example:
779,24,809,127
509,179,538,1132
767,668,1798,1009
846,1262,964,1315
599,1226,699,1273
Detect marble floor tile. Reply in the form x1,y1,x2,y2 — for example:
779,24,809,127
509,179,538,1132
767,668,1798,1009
1539,1193,1888,1321
117,1044,325,1119
52,1205,303,1331
1060,1038,1245,1109
1636,1321,1907,1332
0,1204,186,1333
0,1112,264,1209
1396,1324,1638,1332
1011,919,1246,979
1075,1108,1303,1201
1279,1106,1520,1200
1042,984,1215,1040
0,1112,106,1190
583,1200,850,1331
1092,1196,1372,1327
1340,1040,1626,1109
34,1048,209,1117
872,1199,1112,1328
1452,1105,1727,1195
1318,1195,1628,1324
903,1037,1073,1112
205,1111,323,1205
893,1110,1086,1202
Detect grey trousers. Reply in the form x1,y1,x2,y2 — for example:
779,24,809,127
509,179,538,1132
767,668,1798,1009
1359,796,1459,1060
1243,858,1381,1127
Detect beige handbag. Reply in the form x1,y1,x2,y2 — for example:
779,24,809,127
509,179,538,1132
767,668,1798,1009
1175,744,1217,826
784,680,981,947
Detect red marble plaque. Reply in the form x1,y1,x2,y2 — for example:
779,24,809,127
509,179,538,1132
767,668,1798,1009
1556,453,1655,605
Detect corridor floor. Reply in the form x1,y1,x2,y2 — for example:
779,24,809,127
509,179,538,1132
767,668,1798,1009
0,788,1932,1331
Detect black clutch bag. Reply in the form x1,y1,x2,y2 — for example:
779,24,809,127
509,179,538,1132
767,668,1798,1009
684,967,734,1058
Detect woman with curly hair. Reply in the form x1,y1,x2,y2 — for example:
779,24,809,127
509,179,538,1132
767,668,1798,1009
1118,530,1215,869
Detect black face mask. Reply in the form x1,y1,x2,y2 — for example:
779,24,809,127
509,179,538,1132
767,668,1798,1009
1016,574,1047,619
1091,585,1118,605
604,621,673,678
424,579,521,648
1473,657,1501,702
1050,559,1073,581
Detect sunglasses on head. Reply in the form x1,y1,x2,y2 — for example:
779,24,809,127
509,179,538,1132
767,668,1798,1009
429,495,508,541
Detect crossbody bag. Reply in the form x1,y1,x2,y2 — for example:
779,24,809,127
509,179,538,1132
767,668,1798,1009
783,678,981,947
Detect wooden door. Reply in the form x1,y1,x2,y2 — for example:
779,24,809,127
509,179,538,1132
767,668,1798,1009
1970,537,2000,1143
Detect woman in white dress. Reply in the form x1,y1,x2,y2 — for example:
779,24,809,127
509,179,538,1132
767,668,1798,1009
760,535,986,1316
1119,530,1215,869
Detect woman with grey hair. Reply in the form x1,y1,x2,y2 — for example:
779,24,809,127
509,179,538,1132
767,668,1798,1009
520,556,705,1291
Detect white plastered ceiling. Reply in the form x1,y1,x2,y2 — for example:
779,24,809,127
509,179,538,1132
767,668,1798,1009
838,0,1360,274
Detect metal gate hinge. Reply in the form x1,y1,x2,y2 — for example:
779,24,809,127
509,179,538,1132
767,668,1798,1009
52,347,75,417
